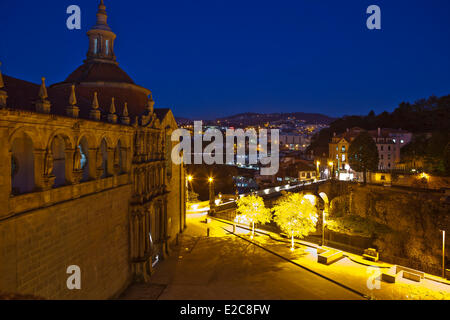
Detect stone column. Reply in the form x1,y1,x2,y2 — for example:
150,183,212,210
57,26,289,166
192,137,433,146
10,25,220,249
33,149,46,191
88,148,97,180
64,149,75,184
107,147,115,177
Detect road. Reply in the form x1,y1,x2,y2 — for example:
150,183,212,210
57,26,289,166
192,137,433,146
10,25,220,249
120,214,363,300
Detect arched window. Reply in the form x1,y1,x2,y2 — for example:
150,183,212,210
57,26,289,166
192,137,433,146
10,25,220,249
11,133,35,194
100,138,108,178
78,137,89,181
51,135,66,187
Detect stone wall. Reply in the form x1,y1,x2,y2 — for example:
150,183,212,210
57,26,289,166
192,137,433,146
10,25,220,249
328,184,450,275
0,184,132,299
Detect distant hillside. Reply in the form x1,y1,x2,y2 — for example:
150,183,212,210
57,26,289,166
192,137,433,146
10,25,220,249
214,112,336,125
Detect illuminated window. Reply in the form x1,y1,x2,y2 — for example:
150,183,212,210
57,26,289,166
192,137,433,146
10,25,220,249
94,38,98,54
342,154,345,162
105,39,109,55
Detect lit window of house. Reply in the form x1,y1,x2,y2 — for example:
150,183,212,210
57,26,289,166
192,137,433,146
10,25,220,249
342,154,345,162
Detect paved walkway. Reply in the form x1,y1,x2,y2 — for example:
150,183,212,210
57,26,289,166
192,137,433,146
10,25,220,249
120,214,450,300
120,215,363,300
214,217,450,300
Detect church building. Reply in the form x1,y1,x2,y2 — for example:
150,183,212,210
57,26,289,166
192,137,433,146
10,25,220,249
0,0,186,299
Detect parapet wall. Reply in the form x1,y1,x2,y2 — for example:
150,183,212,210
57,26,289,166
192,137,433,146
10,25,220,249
0,184,132,299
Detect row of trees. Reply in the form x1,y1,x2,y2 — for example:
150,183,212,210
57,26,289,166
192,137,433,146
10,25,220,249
236,193,319,250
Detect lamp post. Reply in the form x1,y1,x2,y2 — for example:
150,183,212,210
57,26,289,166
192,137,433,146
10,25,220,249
328,161,333,179
316,161,320,181
322,210,326,247
442,230,446,279
208,177,215,211
186,174,193,202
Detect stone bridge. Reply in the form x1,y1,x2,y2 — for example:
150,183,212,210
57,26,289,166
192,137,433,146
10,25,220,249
211,180,355,218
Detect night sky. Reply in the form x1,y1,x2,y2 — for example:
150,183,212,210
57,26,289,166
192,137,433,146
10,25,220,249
1,0,449,119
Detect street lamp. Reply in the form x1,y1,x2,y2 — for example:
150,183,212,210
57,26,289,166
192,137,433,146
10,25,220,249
328,161,333,179
186,174,194,202
322,210,326,247
442,230,446,279
316,161,320,180
208,177,215,211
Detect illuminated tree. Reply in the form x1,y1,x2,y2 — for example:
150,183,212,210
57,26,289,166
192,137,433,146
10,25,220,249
236,194,271,238
272,193,319,250
348,131,379,184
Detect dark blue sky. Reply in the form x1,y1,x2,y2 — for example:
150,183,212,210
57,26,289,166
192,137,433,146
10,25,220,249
1,0,449,119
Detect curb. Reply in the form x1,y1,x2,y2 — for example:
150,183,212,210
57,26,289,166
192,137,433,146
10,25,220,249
222,227,370,300
211,216,450,287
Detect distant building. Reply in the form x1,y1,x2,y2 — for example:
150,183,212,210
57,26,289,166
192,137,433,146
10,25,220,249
328,127,412,174
279,133,310,151
368,128,412,170
297,161,317,182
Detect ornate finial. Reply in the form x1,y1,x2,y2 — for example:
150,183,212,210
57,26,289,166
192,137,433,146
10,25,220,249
38,77,48,100
147,93,155,113
121,102,130,125
123,102,128,117
69,84,77,106
0,62,4,89
66,84,79,118
92,92,99,109
96,0,108,23
89,92,101,120
35,76,51,113
108,97,118,123
0,62,7,108
110,97,116,114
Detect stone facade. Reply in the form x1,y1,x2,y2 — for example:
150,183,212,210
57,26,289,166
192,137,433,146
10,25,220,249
0,0,185,299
